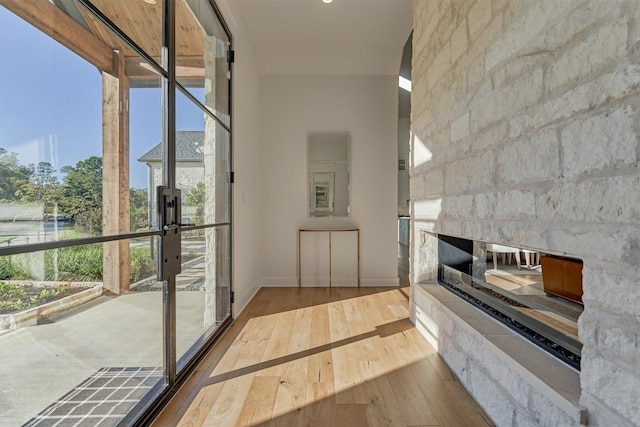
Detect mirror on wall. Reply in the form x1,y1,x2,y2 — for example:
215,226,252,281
308,132,350,217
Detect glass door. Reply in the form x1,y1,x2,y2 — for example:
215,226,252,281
0,0,233,425
160,0,233,376
173,95,232,369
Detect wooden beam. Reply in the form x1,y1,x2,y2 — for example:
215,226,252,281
124,55,206,88
0,0,114,74
125,56,205,77
102,50,130,294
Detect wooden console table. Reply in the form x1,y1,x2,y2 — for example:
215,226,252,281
297,228,360,288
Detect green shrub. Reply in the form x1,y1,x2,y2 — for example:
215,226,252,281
0,258,17,280
130,246,155,282
61,229,83,240
37,287,60,299
2,243,155,284
45,245,103,281
0,281,73,312
0,281,30,311
0,281,26,300
0,256,34,280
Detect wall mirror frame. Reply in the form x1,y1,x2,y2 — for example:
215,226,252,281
307,132,350,217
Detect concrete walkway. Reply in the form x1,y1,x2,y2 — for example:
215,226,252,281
0,289,208,426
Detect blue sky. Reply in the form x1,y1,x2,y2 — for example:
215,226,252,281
0,7,205,189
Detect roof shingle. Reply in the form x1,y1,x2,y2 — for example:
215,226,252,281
137,131,204,163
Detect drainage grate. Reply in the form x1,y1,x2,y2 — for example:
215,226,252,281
23,367,162,427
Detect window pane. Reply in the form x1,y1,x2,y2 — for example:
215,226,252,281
0,237,164,425
175,0,230,127
0,6,163,241
176,224,230,369
174,90,231,368
71,0,164,69
131,83,163,232
175,90,230,225
1,0,233,423
204,123,231,224
0,6,100,241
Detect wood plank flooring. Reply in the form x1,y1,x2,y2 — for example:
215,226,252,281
152,286,493,426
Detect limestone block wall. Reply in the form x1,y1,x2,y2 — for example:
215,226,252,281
410,1,640,425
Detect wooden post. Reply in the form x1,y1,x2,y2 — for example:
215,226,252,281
102,50,131,294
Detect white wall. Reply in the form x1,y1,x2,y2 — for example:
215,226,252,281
217,0,262,314
259,75,399,286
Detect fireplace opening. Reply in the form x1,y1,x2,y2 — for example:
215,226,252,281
437,234,583,370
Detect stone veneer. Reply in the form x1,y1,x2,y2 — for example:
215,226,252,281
410,1,640,426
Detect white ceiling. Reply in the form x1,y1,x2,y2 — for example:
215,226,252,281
234,0,412,75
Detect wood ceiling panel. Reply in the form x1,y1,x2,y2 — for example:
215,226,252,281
74,0,161,58
176,0,205,57
73,0,204,61
71,0,206,85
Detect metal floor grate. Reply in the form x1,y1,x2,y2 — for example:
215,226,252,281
23,367,162,427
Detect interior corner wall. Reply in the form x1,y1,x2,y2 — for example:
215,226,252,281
411,0,640,426
398,116,410,217
217,1,263,314
259,75,399,286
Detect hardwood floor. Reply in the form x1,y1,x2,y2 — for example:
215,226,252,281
152,286,493,426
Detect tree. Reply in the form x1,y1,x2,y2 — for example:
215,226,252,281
33,162,57,187
60,156,103,235
0,148,33,201
16,161,63,214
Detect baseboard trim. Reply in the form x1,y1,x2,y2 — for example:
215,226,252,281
258,276,400,287
259,277,298,287
233,281,261,316
360,277,400,286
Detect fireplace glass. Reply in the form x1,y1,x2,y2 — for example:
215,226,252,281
437,235,584,370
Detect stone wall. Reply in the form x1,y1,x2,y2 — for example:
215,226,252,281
410,1,640,425
412,283,584,426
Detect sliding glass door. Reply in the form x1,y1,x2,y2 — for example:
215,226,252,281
0,1,232,425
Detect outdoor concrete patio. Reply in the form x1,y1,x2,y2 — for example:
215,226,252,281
0,280,209,426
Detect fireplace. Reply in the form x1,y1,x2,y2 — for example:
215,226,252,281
435,234,583,370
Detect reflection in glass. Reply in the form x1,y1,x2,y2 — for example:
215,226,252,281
174,89,231,224
175,0,230,126
175,224,230,370
0,7,165,242
0,0,232,423
69,0,164,69
203,123,231,225
133,83,164,233
437,235,583,369
0,238,163,425
175,90,231,369
308,132,350,217
131,75,162,233
0,6,100,241
175,88,206,227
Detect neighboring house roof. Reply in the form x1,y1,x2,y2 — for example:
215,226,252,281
137,131,205,163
